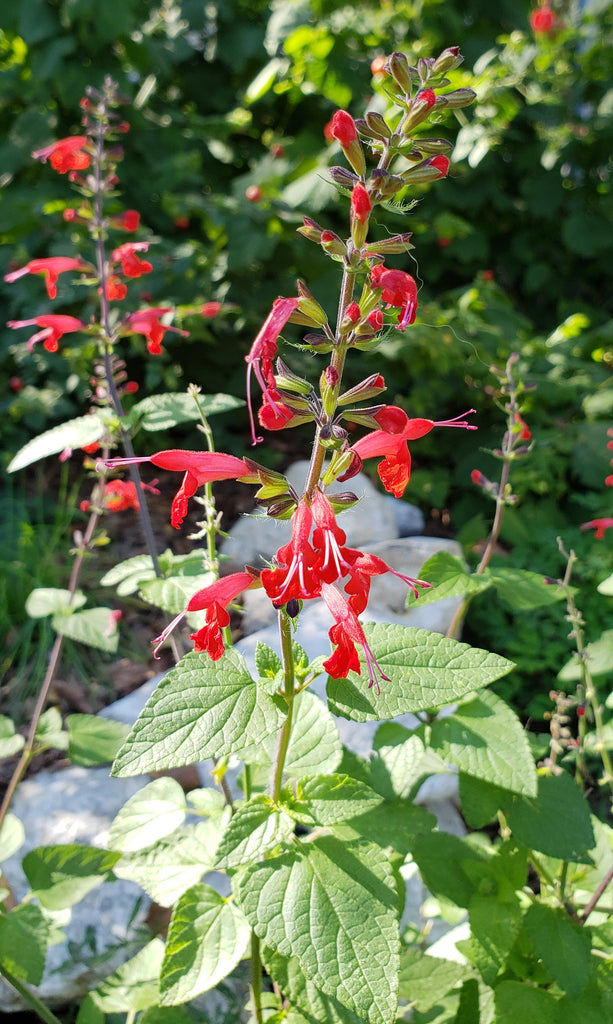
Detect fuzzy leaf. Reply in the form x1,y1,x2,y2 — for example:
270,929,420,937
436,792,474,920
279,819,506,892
160,883,251,1005
290,774,383,826
139,572,216,615
0,716,25,759
505,772,595,861
236,835,399,1024
558,629,613,681
132,391,242,431
215,796,295,869
26,587,86,617
22,844,121,910
89,939,165,1012
66,714,130,767
108,777,187,853
264,947,365,1024
114,823,219,908
100,554,156,595
523,903,592,997
8,414,107,472
327,624,514,722
407,550,489,606
466,894,523,985
52,606,119,653
398,948,469,1013
0,813,25,861
0,904,49,984
111,649,285,777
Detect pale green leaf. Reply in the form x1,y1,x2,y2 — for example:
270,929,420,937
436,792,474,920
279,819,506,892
327,624,514,722
494,980,559,1024
407,550,489,607
26,587,86,617
398,948,469,1013
371,725,447,800
236,835,400,1024
333,798,436,859
0,813,25,861
35,706,68,750
114,822,217,907
215,795,295,869
597,573,613,596
22,844,121,910
108,777,187,853
112,650,285,777
160,883,251,1005
237,691,342,778
0,716,25,759
485,567,567,609
132,391,242,431
66,714,130,767
90,939,165,1012
523,903,592,997
8,414,107,472
245,57,286,103
264,947,365,1024
100,554,156,594
429,690,537,796
290,774,383,826
255,642,282,679
52,606,119,653
0,904,49,984
558,629,613,681
139,572,215,615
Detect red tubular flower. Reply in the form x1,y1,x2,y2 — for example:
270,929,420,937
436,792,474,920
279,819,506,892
201,301,222,319
430,155,450,179
101,450,250,528
245,296,300,445
580,518,613,541
351,185,372,225
321,583,390,693
5,257,90,300
352,407,476,498
370,265,418,330
99,479,161,513
152,571,258,660
258,390,297,432
530,5,556,33
7,314,86,352
32,136,90,173
330,110,358,147
105,275,128,301
123,307,189,355
111,242,153,278
114,210,140,231
261,501,321,605
514,413,531,441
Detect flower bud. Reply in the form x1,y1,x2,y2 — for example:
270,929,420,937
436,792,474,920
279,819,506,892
327,491,360,511
267,498,298,520
350,185,372,247
432,46,463,76
298,216,325,243
328,165,359,189
441,88,476,109
388,52,418,94
336,451,363,482
411,137,453,155
403,155,450,183
289,282,328,327
368,169,405,197
402,89,438,132
364,111,392,139
275,357,312,396
363,233,413,256
354,118,386,142
241,458,289,493
330,109,366,177
302,333,333,353
338,373,386,405
321,230,347,257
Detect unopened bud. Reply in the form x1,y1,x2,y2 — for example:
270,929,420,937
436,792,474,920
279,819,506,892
302,333,333,353
354,118,386,142
322,448,361,486
403,155,450,183
321,230,347,257
412,137,453,155
267,498,298,520
388,52,417,94
441,88,476,109
432,46,463,76
285,598,300,618
337,451,363,482
291,282,328,327
298,216,325,242
326,491,360,512
338,373,386,405
368,169,405,197
328,165,359,189
275,358,312,395
363,233,413,256
329,110,366,176
364,111,392,139
402,89,439,132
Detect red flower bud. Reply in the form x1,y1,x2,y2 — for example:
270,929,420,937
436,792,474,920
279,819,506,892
351,185,371,225
330,110,358,147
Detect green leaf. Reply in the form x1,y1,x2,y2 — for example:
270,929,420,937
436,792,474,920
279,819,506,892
333,798,436,859
89,939,165,1012
0,716,25,759
505,772,595,861
398,948,468,1013
429,690,537,796
35,706,68,750
215,795,295,869
523,903,592,997
0,813,25,861
26,587,86,618
264,947,365,1024
410,832,488,909
466,894,523,985
139,572,216,615
66,714,130,767
458,774,504,828
255,642,282,679
237,691,343,777
236,835,400,1024
558,629,613,681
22,844,121,910
407,551,490,606
290,774,383,826
597,573,613,597
494,980,558,1024
114,822,220,908
111,650,285,777
52,607,119,653
0,904,49,984
108,777,187,853
371,724,448,800
327,624,514,722
484,567,566,609
8,414,107,472
140,1009,194,1024
132,391,242,431
100,554,156,595
159,883,251,1005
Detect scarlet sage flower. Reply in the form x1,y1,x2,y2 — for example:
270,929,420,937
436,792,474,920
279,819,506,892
352,406,476,498
370,265,418,330
260,501,321,605
111,242,153,278
101,450,250,528
100,479,160,513
7,314,86,353
580,518,613,540
321,583,390,693
201,301,222,319
351,185,372,225
105,276,128,301
330,110,358,147
245,296,300,445
152,571,259,660
113,210,140,232
123,307,189,355
5,257,90,300
32,136,90,173
530,5,556,33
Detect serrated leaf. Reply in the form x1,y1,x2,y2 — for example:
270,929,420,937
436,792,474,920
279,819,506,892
505,772,595,861
523,903,592,997
26,587,86,617
35,706,68,750
67,714,130,767
0,813,25,861
114,822,217,907
485,567,567,609
100,554,156,594
108,777,187,853
429,690,537,796
398,948,469,1013
466,893,523,985
255,642,282,679
8,414,107,472
407,550,490,607
411,832,488,909
160,883,251,1005
0,716,25,759
558,629,613,681
264,947,365,1024
494,980,559,1024
236,690,343,778
371,724,447,800
139,572,215,615
291,774,383,825
215,795,295,869
236,835,400,1024
52,606,119,653
327,624,514,722
111,650,285,777
132,391,242,431
0,904,49,984
90,939,165,1012
22,844,121,910
333,797,436,859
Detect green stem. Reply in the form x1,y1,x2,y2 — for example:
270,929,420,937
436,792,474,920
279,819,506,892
271,612,296,801
250,931,264,1024
0,965,65,1024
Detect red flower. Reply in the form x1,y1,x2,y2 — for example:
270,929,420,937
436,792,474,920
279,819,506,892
102,450,249,528
330,110,358,147
321,583,390,693
257,390,297,432
370,265,418,330
245,296,300,445
417,89,436,109
261,501,321,605
152,571,258,660
105,275,128,301
514,413,531,441
100,480,142,512
580,518,613,541
201,301,222,319
430,155,450,179
7,314,86,352
32,136,90,173
352,407,476,497
530,5,556,33
351,184,372,225
123,307,189,355
5,257,90,299
111,242,153,278
114,210,141,232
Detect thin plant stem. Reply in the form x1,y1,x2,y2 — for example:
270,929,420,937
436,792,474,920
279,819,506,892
0,964,65,1024
250,931,264,1024
271,612,297,802
581,864,613,923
